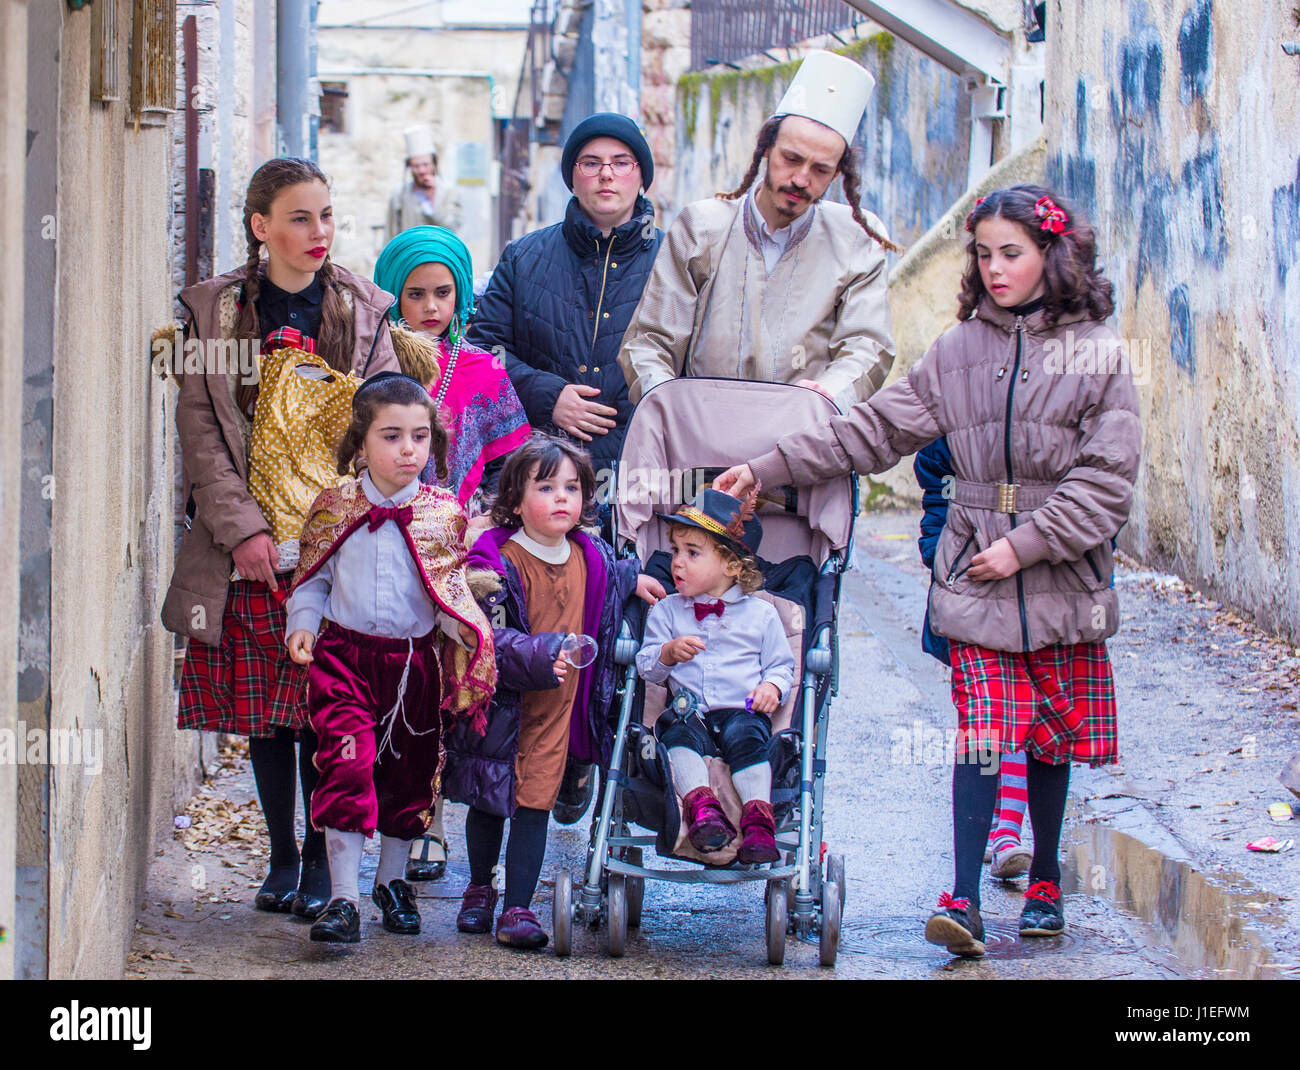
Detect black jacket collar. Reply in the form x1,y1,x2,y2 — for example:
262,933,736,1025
562,194,657,258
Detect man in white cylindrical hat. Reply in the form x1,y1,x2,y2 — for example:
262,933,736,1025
387,125,463,239
619,50,898,410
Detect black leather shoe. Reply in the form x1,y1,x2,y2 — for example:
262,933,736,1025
254,869,299,913
292,860,330,919
552,758,595,825
309,898,361,943
371,879,421,935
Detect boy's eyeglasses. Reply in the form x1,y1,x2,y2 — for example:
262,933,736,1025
576,157,638,178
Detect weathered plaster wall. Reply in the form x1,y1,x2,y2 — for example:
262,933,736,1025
1047,0,1300,638
45,9,194,978
0,0,27,980
666,32,972,244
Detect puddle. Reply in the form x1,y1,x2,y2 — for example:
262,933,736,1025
1061,819,1293,980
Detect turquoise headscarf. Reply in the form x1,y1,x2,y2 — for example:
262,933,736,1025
373,225,475,335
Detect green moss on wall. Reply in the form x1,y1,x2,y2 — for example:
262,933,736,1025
674,31,897,143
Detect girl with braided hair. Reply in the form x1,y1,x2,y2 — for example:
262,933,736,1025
162,157,400,922
619,50,897,411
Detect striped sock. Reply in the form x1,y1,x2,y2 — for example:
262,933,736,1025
987,750,1029,854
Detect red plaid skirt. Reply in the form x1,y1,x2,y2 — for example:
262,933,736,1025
177,576,308,737
949,640,1118,766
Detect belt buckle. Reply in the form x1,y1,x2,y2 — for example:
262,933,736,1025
996,482,1019,513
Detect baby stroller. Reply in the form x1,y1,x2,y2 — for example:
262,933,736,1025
551,378,856,966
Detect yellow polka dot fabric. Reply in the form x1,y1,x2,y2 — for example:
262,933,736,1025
249,346,362,545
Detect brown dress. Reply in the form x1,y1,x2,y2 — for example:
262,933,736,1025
502,538,588,811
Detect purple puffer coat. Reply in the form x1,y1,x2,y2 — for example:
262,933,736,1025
441,527,639,818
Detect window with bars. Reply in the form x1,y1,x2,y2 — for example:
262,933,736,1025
131,0,177,117
320,82,349,133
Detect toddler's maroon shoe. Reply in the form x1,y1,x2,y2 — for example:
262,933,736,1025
496,906,549,949
736,800,780,864
682,786,736,852
456,883,498,934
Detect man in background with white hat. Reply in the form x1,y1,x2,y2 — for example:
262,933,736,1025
619,50,897,411
387,125,463,240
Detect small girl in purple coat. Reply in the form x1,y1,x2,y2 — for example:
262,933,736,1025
441,434,664,948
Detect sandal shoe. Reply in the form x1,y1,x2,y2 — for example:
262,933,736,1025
496,906,548,950
456,883,499,934
405,834,448,882
924,893,985,957
372,878,421,935
682,786,736,852
309,898,361,943
736,800,780,864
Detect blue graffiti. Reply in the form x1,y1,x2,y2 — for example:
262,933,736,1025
1273,156,1300,285
1119,32,1163,118
1177,0,1213,104
1168,284,1195,374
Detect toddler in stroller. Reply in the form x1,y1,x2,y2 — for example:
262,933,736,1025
635,489,795,863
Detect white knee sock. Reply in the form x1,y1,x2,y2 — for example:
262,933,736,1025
324,829,365,905
376,835,412,888
669,747,710,795
732,762,772,805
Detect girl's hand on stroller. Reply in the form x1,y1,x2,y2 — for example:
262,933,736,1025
659,635,706,665
747,682,781,715
287,630,315,665
713,464,758,499
636,574,666,605
234,532,281,589
458,622,480,650
795,378,834,401
967,537,1021,581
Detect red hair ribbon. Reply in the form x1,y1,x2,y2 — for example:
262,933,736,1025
1034,195,1071,236
964,196,986,234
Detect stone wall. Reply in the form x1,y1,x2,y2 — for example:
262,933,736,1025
1046,0,1300,638
665,30,973,244
41,6,200,978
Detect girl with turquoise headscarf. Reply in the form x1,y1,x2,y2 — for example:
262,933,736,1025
375,226,530,512
374,225,530,884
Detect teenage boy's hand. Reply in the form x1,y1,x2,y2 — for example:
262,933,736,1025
747,682,781,715
659,636,706,666
287,630,315,665
636,574,666,605
967,537,1021,581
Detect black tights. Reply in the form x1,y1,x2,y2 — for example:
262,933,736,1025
248,727,325,891
466,806,550,910
951,752,1070,906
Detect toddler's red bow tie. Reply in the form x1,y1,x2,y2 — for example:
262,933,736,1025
366,504,413,532
693,599,725,621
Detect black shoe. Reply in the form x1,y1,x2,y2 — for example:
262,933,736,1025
552,759,595,825
372,879,421,935
405,835,448,882
291,858,330,919
309,898,361,943
254,866,299,913
924,893,986,957
1019,880,1066,936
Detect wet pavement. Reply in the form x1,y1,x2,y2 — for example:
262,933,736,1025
128,510,1298,980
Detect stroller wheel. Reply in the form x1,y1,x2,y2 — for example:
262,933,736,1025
553,868,573,958
819,879,842,967
826,852,846,911
626,847,644,928
607,874,628,958
765,878,788,966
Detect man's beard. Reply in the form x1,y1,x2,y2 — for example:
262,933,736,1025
763,171,815,219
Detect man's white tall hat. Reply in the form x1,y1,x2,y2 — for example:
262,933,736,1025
772,50,875,145
403,125,438,160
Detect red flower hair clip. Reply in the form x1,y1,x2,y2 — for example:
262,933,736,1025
1034,195,1071,236
964,196,986,234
